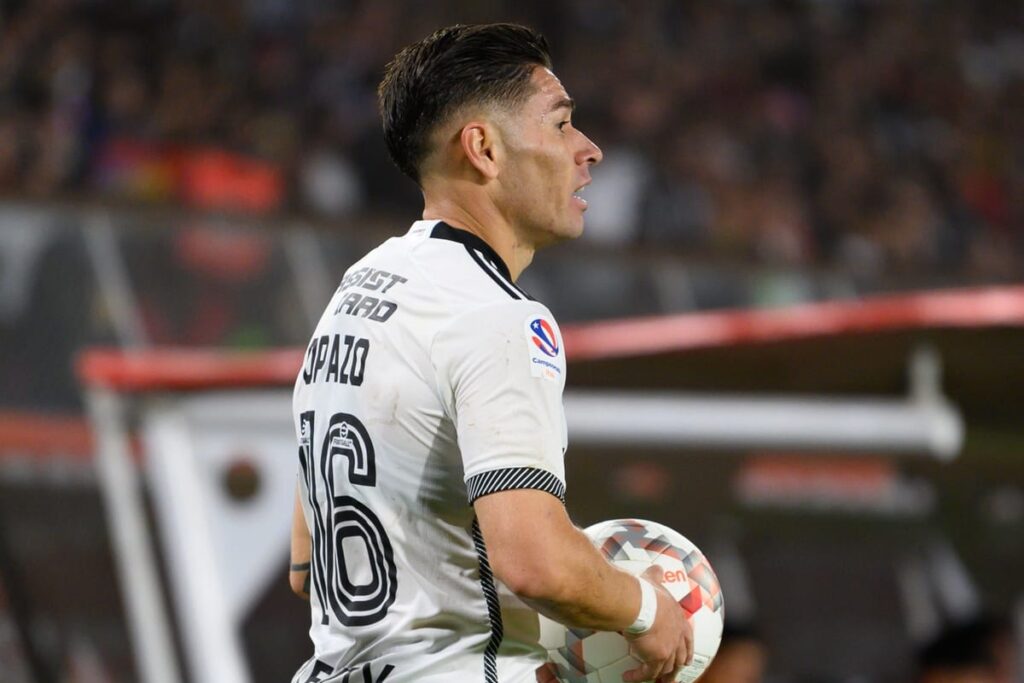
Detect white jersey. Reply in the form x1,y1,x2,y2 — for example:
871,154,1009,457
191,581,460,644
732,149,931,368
292,220,569,683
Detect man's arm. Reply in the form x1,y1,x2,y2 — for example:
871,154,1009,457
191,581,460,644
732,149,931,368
436,301,692,680
289,484,311,600
475,489,693,683
474,489,635,629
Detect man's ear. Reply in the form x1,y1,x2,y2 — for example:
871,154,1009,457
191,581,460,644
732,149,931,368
460,121,501,180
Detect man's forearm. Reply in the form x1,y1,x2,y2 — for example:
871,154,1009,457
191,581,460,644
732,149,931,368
290,562,311,600
521,527,641,631
475,489,645,632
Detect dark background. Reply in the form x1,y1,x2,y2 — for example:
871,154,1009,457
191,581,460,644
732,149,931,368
0,1,1022,682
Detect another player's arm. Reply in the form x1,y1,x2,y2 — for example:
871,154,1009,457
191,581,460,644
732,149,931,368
289,484,312,600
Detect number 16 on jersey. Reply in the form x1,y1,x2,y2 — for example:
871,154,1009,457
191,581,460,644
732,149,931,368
298,410,398,626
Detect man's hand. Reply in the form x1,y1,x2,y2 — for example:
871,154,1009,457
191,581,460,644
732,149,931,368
622,565,694,683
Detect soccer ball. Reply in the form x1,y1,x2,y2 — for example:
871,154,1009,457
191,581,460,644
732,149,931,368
536,519,724,683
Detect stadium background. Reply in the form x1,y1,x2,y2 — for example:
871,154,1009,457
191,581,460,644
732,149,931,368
0,1,1022,682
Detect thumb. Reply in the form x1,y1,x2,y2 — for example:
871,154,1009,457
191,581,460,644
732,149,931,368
641,564,666,586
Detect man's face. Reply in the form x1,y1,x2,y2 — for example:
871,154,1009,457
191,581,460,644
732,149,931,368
492,66,602,246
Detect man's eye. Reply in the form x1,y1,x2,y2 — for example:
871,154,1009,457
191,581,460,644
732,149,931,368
558,120,570,130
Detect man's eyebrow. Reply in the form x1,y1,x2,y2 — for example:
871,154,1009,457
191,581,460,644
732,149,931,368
550,97,576,114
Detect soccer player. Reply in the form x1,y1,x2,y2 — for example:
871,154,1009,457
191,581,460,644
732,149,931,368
289,23,693,683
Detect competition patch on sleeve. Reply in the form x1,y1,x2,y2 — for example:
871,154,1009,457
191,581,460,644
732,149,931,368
525,316,563,381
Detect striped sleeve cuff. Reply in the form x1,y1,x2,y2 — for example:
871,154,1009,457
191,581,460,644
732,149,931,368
466,467,566,505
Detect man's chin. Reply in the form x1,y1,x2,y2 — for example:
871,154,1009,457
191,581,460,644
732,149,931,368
529,216,585,249
567,217,587,240
549,221,584,245
559,212,587,239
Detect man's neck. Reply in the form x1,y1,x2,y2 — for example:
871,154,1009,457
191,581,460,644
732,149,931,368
422,196,535,282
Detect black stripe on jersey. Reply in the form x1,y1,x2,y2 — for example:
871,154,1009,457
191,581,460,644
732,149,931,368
466,467,567,505
472,518,503,683
429,222,533,301
467,248,524,300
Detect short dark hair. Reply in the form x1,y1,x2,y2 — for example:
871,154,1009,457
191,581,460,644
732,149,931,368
378,23,552,183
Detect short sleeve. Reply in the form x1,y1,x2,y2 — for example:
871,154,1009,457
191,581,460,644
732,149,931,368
432,300,568,505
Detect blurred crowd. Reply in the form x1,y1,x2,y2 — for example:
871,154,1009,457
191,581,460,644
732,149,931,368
1,0,1023,277
698,615,1018,683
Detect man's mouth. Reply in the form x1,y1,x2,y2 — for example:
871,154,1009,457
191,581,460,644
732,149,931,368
572,181,590,209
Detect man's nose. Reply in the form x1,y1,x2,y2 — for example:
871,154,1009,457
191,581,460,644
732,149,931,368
578,133,603,166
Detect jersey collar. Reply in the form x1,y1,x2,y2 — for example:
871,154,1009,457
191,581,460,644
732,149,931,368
428,221,514,282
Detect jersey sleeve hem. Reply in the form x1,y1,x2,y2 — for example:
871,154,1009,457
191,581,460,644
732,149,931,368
466,467,566,506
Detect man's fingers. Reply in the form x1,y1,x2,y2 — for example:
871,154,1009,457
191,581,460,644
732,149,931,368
625,569,691,683
673,644,688,677
641,563,666,585
621,659,667,682
657,658,681,683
